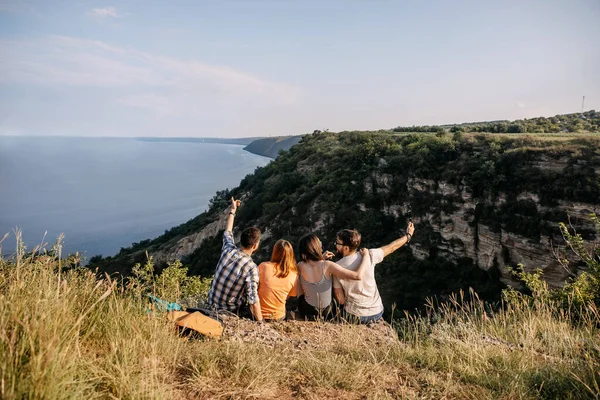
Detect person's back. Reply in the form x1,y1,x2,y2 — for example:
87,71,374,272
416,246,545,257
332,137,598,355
258,262,297,320
258,239,298,321
296,233,372,320
208,230,258,311
333,225,414,324
207,197,263,321
334,249,384,318
298,260,332,310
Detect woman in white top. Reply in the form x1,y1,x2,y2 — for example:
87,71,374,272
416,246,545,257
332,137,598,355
296,233,370,320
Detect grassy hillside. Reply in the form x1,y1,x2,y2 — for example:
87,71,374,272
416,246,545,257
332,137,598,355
94,130,600,313
392,110,600,133
4,123,600,398
2,244,599,399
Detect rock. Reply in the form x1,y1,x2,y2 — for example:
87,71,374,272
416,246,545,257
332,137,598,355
407,179,599,288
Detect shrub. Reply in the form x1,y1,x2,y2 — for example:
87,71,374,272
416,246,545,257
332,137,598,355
127,256,211,307
504,214,600,311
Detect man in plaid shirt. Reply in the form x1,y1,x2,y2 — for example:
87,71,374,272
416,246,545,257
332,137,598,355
208,197,263,321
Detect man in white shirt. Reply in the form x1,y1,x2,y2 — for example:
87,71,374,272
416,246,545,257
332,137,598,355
332,222,415,324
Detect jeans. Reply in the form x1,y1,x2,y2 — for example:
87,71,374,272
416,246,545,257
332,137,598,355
345,309,383,324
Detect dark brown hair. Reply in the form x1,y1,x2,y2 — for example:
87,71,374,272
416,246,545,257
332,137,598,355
271,239,297,278
298,234,324,262
336,229,361,251
240,227,261,249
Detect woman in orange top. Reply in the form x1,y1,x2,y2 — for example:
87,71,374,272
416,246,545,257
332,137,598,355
258,239,298,321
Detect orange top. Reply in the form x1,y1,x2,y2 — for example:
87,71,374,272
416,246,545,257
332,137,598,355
258,261,298,320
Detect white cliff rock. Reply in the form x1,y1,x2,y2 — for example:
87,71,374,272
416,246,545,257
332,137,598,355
386,177,600,288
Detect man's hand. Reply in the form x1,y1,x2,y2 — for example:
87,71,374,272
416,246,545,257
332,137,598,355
230,197,241,213
226,197,241,232
380,222,416,258
323,250,335,260
407,221,415,236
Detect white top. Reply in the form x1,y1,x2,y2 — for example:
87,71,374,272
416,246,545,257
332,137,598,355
333,248,385,317
299,261,332,309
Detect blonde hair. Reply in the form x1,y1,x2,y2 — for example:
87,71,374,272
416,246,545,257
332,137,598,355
271,239,297,278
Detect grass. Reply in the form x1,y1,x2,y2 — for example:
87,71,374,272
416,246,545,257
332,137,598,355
1,242,599,399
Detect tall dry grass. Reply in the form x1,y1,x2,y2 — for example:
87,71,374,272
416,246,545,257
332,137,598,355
396,290,600,399
0,235,185,399
1,238,598,399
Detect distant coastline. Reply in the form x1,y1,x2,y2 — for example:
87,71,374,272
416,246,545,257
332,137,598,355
135,137,262,146
137,135,304,159
243,135,303,159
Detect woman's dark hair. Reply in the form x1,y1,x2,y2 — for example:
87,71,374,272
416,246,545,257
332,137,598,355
298,234,324,262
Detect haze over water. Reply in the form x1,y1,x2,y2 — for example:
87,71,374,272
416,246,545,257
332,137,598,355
0,136,270,258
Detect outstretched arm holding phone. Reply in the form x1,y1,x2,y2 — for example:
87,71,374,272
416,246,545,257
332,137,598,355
380,222,415,258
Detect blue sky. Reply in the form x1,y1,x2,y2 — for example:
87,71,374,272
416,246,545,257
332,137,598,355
0,0,599,137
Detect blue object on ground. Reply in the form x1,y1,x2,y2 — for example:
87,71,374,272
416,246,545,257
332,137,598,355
147,294,182,312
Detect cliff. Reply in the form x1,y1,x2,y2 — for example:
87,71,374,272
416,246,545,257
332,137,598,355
243,135,303,159
95,131,600,312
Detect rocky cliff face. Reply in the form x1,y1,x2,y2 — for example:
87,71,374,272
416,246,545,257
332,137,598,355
151,212,274,266
152,213,228,265
150,173,597,290
389,176,598,288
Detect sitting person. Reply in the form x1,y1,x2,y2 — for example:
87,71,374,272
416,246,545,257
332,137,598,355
207,197,263,322
296,233,370,320
257,239,298,321
333,222,415,324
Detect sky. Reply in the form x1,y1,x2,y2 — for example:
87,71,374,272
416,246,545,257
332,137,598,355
0,0,599,138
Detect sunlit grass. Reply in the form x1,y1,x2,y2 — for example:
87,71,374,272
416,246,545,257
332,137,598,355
1,238,598,399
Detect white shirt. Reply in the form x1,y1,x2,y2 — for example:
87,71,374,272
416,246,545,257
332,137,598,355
333,248,385,317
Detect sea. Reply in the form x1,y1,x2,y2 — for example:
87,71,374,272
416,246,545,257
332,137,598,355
0,136,271,259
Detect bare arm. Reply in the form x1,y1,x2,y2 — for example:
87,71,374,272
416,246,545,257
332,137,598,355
225,197,241,233
246,264,263,322
380,222,415,258
250,302,263,321
295,265,304,297
334,287,345,305
327,248,371,281
287,275,299,299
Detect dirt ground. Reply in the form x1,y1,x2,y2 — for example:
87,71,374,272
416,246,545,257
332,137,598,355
217,313,398,350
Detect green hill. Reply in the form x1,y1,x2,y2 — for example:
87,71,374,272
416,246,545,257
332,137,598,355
243,135,303,158
392,110,600,133
92,129,600,313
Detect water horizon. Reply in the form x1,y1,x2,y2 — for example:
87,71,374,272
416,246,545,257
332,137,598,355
0,136,270,259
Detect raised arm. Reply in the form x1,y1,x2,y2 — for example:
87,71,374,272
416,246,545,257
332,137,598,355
380,222,415,258
327,248,371,281
225,197,241,233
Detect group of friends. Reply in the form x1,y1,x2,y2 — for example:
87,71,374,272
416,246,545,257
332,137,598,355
207,198,415,324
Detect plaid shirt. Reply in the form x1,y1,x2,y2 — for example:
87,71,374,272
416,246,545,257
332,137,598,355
207,231,259,312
